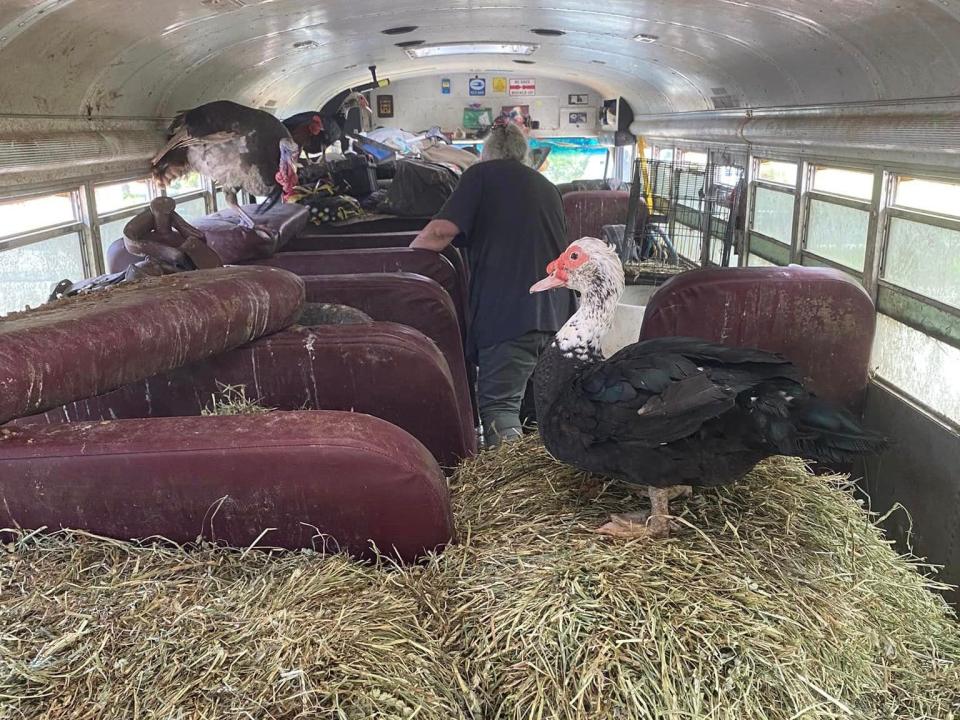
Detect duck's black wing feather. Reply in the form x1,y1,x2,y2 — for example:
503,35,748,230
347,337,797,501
565,338,801,447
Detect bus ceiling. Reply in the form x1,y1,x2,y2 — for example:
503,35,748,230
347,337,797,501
0,1,958,121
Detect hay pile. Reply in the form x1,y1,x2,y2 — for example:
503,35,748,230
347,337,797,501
2,436,959,719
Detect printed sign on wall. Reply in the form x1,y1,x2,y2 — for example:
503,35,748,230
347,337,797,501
376,94,394,118
492,76,507,94
509,78,536,96
441,78,451,95
468,77,486,96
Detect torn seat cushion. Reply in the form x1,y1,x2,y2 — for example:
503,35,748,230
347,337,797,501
562,190,630,244
0,410,453,561
23,323,476,465
0,266,304,425
639,266,876,411
106,203,310,270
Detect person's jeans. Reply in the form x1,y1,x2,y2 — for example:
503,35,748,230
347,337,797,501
477,330,554,448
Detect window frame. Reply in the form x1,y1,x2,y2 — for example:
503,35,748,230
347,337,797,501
0,172,218,313
799,162,877,278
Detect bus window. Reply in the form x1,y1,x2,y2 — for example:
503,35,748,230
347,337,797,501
530,137,609,185
164,172,209,221
804,165,874,273
0,192,76,237
165,172,204,196
893,176,960,217
812,166,874,201
748,253,776,267
94,179,151,214
753,187,795,244
805,200,870,272
680,150,707,168
757,159,797,186
885,218,960,308
872,314,960,421
0,191,87,315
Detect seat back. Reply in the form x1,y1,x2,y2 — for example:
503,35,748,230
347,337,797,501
0,410,453,561
302,273,476,427
639,266,876,410
24,323,475,465
252,248,468,339
284,231,418,252
281,237,470,320
301,216,430,235
562,190,630,243
0,267,303,425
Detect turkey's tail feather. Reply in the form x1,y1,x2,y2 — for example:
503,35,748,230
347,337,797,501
256,184,283,215
151,147,189,186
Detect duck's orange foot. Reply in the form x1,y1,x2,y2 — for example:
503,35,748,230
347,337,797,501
594,511,672,540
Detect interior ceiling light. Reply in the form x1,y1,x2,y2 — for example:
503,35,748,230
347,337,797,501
381,26,418,35
531,28,565,36
633,33,659,43
405,42,539,59
395,39,425,48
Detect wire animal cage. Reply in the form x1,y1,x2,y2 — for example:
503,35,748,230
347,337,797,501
623,156,747,271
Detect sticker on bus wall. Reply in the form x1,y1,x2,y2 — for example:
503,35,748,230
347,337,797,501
469,77,486,96
441,78,451,94
492,76,507,94
509,78,536,96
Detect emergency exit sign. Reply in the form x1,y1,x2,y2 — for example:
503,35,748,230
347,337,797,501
509,78,536,96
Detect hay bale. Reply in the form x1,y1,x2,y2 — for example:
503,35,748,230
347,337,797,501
444,438,960,719
2,434,958,719
0,537,463,719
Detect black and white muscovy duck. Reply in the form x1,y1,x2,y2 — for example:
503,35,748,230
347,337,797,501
529,237,889,540
151,100,300,231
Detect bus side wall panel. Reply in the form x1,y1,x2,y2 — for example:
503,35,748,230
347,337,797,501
862,382,960,607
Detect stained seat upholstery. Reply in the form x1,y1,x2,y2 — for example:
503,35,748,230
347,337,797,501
0,266,303,425
252,248,469,340
301,272,476,427
562,190,630,243
21,323,475,465
639,266,876,411
0,411,453,561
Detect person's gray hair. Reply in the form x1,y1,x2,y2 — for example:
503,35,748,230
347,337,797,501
481,123,529,163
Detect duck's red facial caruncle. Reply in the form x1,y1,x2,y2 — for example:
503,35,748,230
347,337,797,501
530,243,590,293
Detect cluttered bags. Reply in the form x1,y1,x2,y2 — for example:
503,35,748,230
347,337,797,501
380,159,459,217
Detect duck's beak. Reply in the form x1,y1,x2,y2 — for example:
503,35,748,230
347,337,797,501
529,272,566,293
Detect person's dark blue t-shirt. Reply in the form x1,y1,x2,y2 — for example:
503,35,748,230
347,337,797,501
435,158,578,360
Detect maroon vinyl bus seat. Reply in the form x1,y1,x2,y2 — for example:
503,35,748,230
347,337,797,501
301,273,475,427
639,266,876,411
106,203,310,270
252,248,468,340
562,190,630,243
285,231,418,252
0,411,453,561
283,237,470,313
301,216,430,235
23,323,475,465
0,267,303,425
